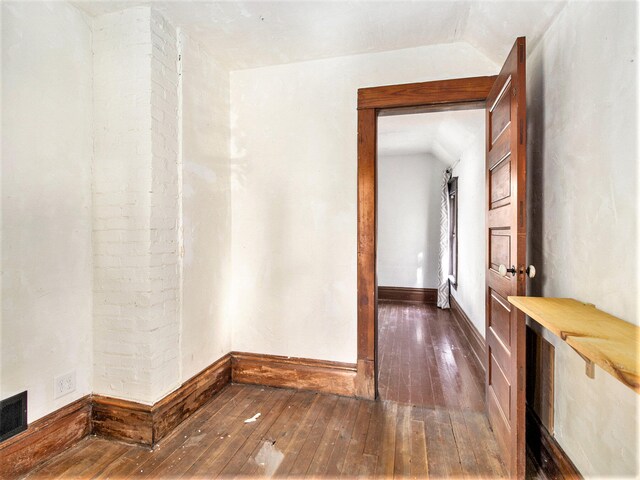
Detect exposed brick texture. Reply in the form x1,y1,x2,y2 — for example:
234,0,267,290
92,7,180,404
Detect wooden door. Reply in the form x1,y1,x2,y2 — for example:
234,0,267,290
485,37,527,479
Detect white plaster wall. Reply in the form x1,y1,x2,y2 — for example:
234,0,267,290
377,153,446,289
450,116,486,336
179,31,232,380
230,43,497,363
1,2,93,422
527,1,639,476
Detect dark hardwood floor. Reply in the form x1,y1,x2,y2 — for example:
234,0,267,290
24,383,506,479
23,301,512,479
378,300,485,411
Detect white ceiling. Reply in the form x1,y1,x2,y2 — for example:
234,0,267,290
377,109,485,164
74,1,566,70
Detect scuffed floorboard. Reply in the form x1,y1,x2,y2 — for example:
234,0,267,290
24,302,513,478
24,384,507,478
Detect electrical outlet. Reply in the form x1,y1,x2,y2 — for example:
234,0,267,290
53,371,76,399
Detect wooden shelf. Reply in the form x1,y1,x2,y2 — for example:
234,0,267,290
508,297,640,393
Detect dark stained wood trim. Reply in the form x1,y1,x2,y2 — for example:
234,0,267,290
527,407,582,479
91,395,153,445
0,395,91,479
358,76,497,110
526,326,555,434
449,294,486,373
378,286,437,304
231,352,357,397
357,76,497,401
93,353,232,445
153,353,232,441
484,37,527,479
356,107,377,400
3,351,360,475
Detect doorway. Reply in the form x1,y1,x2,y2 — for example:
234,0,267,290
356,37,528,479
375,109,486,409
354,76,496,399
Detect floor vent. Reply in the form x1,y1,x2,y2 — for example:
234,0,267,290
0,391,28,442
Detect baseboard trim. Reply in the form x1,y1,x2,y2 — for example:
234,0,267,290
3,350,357,475
527,407,582,479
378,286,437,304
231,351,357,397
92,353,232,445
449,295,486,373
91,395,154,445
0,395,91,478
153,353,232,441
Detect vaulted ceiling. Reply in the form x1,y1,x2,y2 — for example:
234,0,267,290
74,1,566,70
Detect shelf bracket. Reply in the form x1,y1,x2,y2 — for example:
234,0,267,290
571,347,596,379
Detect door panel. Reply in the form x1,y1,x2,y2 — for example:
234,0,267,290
490,156,512,207
489,290,512,347
489,230,511,271
489,79,513,144
485,37,527,479
490,352,512,420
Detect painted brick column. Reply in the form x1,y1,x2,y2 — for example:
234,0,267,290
92,7,180,404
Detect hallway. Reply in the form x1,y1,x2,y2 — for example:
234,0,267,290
378,301,485,411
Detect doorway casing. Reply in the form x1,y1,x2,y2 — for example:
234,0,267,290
355,75,498,398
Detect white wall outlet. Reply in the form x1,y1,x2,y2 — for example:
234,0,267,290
54,371,76,399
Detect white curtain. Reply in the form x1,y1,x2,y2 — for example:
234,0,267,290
437,168,452,309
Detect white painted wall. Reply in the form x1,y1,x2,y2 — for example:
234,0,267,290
1,3,232,411
1,2,94,422
377,153,447,289
179,31,232,381
92,7,181,404
450,114,486,336
527,1,639,476
230,43,497,363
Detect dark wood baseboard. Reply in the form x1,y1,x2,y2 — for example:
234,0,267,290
91,351,356,445
93,353,232,445
231,352,357,397
527,407,582,479
91,395,154,445
449,294,486,373
0,395,91,479
2,350,356,475
378,286,437,304
153,353,232,441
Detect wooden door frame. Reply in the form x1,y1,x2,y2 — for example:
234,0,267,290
355,75,498,399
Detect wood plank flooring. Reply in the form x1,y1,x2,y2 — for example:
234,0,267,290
377,301,485,410
24,384,506,479
23,302,509,478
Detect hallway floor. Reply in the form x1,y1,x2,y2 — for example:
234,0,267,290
377,300,485,411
